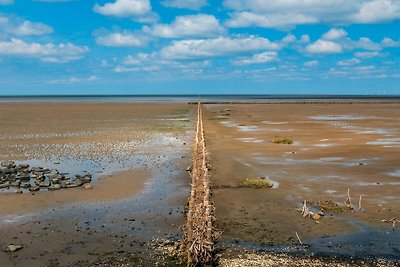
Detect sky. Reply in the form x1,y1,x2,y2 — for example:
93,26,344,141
0,0,399,95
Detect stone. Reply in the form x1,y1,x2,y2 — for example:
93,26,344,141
4,168,15,175
51,178,60,184
48,184,61,190
80,176,91,184
10,181,20,187
20,182,31,188
5,245,23,252
312,213,321,220
18,164,30,169
1,161,16,168
38,181,50,187
14,188,23,194
29,186,40,192
19,175,31,182
83,183,92,189
60,181,67,188
0,182,10,189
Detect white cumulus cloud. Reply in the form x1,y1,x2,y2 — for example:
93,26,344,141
96,31,148,47
93,0,158,23
231,51,278,66
162,0,207,10
224,0,400,29
0,17,53,36
159,36,280,59
322,28,347,40
0,38,89,63
307,40,343,54
15,20,53,36
143,14,225,38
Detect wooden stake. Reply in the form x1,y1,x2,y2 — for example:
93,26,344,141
295,231,303,245
346,188,352,206
358,195,362,210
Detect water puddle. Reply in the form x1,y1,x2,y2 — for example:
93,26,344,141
237,125,261,132
367,138,400,145
220,121,239,127
262,121,288,125
388,170,400,177
310,115,377,121
237,137,264,143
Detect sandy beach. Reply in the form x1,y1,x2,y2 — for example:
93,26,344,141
0,102,193,266
203,102,400,264
1,101,400,266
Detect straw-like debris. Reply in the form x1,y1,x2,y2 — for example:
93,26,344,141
181,103,218,266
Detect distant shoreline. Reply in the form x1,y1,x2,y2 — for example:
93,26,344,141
1,94,400,103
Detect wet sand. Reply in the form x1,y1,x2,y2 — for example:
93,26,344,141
0,102,193,266
0,170,149,215
203,103,400,262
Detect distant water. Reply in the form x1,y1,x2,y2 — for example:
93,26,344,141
0,95,399,103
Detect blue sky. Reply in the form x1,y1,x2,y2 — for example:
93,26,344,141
0,0,399,95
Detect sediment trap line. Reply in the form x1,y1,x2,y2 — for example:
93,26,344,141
183,103,216,266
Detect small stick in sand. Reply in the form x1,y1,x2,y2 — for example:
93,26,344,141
346,188,352,207
358,195,363,210
295,231,303,245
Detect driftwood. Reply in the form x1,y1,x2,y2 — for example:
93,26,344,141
295,231,303,245
358,195,364,210
382,217,400,231
345,188,352,207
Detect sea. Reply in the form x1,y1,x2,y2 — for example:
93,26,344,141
0,94,400,103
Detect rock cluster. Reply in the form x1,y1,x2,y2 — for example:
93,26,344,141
0,161,92,193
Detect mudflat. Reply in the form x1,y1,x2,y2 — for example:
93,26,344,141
203,103,400,262
0,102,193,266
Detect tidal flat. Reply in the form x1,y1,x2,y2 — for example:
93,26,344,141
0,103,193,266
1,101,400,266
204,102,400,266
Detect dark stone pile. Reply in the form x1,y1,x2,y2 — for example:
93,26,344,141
0,161,92,193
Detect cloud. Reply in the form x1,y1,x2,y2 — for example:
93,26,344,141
143,14,225,38
381,37,400,48
162,0,207,10
337,58,361,66
354,51,387,58
114,65,160,73
96,31,148,47
306,28,384,54
231,51,278,65
349,0,400,23
307,40,343,54
113,52,211,74
123,52,152,65
14,20,53,35
49,75,97,84
0,0,13,5
0,17,53,36
303,60,319,67
0,38,89,63
160,36,280,59
93,0,158,23
322,28,347,40
224,0,400,29
225,11,317,29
